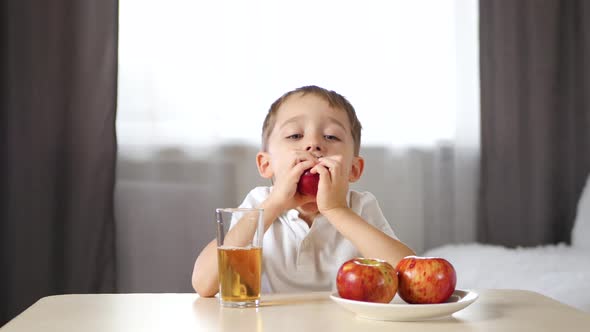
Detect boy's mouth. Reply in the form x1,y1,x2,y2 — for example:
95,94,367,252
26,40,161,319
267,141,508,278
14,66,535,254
298,152,323,162
310,152,323,159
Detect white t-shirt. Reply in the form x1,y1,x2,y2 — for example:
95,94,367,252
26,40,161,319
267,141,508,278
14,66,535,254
236,186,398,294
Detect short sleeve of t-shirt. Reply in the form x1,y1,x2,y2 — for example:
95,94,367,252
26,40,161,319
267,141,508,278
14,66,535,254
351,191,398,240
226,187,270,229
237,187,266,209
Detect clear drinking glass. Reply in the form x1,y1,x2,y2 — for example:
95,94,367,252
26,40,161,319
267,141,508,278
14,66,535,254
216,208,264,308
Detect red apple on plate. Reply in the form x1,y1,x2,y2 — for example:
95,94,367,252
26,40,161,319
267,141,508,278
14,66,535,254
395,256,457,304
297,169,319,196
336,257,398,303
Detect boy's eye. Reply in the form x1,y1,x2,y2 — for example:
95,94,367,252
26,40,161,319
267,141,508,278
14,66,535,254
324,135,340,141
286,134,302,140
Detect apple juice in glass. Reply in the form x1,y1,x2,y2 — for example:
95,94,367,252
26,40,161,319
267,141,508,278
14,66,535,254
216,208,264,308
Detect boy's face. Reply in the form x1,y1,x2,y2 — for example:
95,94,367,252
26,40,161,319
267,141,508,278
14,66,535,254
257,93,363,186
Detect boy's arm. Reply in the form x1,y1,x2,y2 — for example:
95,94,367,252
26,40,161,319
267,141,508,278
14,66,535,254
313,156,415,267
191,239,218,297
322,207,415,268
191,199,285,296
193,155,318,296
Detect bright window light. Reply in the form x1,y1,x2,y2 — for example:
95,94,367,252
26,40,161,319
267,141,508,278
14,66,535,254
117,0,476,148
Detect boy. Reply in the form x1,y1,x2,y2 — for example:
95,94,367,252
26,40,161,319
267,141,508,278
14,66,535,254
192,85,415,296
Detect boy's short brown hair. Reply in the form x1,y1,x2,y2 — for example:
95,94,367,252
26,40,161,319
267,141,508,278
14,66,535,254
261,85,362,155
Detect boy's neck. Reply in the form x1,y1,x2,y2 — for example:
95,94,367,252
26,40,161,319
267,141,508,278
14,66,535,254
296,207,319,228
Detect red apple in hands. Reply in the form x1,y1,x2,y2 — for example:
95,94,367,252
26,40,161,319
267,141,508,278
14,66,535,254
395,256,457,304
297,169,319,196
336,257,398,303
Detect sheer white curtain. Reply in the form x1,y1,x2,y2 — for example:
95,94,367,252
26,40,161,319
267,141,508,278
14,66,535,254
116,0,479,292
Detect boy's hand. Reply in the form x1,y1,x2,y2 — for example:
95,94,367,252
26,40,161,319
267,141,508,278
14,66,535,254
265,151,318,212
312,155,349,213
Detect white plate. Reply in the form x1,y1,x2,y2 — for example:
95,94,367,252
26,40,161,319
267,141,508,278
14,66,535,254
330,289,478,322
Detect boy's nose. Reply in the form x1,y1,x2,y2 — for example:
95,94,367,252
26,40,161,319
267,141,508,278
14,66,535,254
306,144,321,152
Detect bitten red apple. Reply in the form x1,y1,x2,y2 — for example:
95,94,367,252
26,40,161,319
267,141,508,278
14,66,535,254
336,257,398,303
297,169,319,196
395,256,457,304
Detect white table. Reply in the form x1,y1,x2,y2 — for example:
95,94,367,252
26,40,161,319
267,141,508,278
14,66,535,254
2,289,589,331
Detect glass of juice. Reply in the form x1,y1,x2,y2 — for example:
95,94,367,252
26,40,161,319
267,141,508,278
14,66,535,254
216,208,263,308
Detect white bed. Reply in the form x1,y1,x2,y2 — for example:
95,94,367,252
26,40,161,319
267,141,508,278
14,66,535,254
423,175,590,313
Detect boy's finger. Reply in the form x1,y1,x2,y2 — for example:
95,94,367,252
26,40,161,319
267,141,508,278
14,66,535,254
323,155,343,162
290,154,316,169
292,159,317,176
318,157,343,176
293,150,320,162
312,164,331,183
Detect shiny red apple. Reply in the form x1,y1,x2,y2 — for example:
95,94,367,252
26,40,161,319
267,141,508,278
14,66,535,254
336,257,398,303
395,256,457,304
297,169,319,196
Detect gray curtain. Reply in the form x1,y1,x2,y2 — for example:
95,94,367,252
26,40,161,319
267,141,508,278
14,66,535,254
0,0,118,325
479,0,590,247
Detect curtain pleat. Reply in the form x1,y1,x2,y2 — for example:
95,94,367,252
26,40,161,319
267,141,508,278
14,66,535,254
478,0,590,246
0,0,118,325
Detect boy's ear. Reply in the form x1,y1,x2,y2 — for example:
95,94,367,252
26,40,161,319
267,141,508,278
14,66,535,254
256,151,274,179
348,156,364,183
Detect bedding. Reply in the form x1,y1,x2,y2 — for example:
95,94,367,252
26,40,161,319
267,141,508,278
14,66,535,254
572,174,590,249
423,173,590,313
423,243,590,312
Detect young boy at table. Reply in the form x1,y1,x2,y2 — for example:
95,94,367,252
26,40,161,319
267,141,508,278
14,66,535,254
192,85,415,296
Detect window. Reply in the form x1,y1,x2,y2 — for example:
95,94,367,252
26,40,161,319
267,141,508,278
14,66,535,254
118,0,478,148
